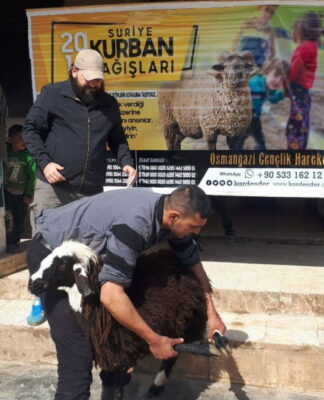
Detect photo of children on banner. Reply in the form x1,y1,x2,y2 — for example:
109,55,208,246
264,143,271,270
233,6,324,151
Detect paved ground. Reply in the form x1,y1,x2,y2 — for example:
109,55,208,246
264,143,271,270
0,361,323,400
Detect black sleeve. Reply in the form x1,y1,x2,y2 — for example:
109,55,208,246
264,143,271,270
23,86,52,171
168,235,201,268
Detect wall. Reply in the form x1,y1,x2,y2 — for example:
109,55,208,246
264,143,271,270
0,161,5,254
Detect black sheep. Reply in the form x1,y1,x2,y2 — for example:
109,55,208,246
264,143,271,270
83,249,207,373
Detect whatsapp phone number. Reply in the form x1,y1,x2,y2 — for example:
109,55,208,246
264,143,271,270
260,170,322,179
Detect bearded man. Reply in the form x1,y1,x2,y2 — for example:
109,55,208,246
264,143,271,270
24,49,136,328
24,49,135,224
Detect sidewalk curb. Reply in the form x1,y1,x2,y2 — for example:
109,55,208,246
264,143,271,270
202,234,324,246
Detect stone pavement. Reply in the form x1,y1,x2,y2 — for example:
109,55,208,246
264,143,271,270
0,361,323,400
1,238,324,396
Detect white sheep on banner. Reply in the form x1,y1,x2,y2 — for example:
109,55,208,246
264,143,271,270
158,51,258,150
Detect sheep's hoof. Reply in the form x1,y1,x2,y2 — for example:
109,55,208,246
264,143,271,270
146,384,165,397
101,385,123,400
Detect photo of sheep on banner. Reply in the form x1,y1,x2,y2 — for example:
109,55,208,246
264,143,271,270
158,51,259,151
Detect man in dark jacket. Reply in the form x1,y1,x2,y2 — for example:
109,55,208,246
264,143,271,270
24,48,136,326
24,49,136,221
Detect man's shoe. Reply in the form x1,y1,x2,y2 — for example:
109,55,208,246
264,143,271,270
27,297,46,326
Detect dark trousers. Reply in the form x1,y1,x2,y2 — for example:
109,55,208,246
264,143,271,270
4,189,28,245
27,235,94,400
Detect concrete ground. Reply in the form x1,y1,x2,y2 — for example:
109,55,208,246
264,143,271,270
0,361,323,400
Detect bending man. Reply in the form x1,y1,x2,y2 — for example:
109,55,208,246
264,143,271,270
27,185,226,400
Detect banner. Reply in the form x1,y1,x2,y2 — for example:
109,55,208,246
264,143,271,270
27,1,324,197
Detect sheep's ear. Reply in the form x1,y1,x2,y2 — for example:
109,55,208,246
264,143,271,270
209,64,225,79
247,65,260,78
217,51,230,63
238,51,259,77
239,50,255,64
74,268,95,298
212,64,225,72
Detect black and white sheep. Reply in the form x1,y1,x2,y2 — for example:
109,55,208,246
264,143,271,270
29,242,227,399
158,51,258,150
29,240,98,313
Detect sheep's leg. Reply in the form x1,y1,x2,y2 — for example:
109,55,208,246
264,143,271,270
100,370,131,400
164,123,184,150
206,133,218,150
101,385,123,400
147,357,178,397
226,135,244,150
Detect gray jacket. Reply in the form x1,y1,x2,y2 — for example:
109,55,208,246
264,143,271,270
36,189,200,287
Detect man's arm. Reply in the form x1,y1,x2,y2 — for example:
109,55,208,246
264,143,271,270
23,87,52,172
191,262,226,339
106,98,136,178
24,87,66,183
168,236,226,337
100,281,183,359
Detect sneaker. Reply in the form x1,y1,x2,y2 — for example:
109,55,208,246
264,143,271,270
27,297,46,326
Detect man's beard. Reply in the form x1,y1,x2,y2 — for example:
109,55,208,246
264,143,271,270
70,76,105,104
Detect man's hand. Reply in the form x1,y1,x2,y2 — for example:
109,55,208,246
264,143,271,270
148,335,184,360
207,313,226,342
190,262,227,341
43,162,66,184
122,165,137,186
101,281,182,360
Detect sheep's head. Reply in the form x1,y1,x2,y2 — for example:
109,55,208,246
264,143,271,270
29,254,77,295
28,241,97,310
209,51,258,88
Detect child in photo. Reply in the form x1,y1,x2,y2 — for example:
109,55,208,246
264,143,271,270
286,12,322,150
4,124,37,253
238,59,289,150
233,5,278,67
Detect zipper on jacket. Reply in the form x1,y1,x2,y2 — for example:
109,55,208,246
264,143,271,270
78,112,91,193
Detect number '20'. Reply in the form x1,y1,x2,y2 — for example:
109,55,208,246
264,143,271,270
60,32,88,69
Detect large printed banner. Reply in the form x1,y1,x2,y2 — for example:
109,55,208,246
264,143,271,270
27,1,324,197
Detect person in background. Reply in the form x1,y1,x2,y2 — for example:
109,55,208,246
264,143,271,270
285,12,322,150
23,48,136,325
4,124,36,253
